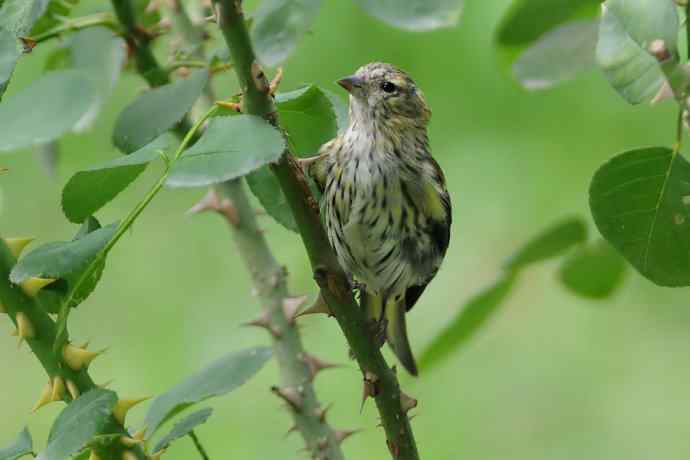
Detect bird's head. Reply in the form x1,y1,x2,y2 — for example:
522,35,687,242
337,62,431,128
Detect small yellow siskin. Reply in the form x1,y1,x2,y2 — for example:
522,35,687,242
303,62,451,375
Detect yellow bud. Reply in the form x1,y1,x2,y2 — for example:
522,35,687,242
51,376,66,402
89,450,102,460
31,381,53,413
122,450,138,460
3,237,34,258
20,277,56,297
66,379,80,400
113,397,151,425
62,343,104,371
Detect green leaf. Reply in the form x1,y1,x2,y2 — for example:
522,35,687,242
505,217,587,272
70,27,126,132
596,0,679,104
496,0,599,72
113,69,208,153
419,275,516,372
166,115,285,187
242,85,340,232
559,239,627,299
246,167,299,232
62,136,170,223
34,217,105,314
276,85,338,156
590,147,690,286
0,70,95,152
10,223,117,285
322,88,349,133
0,0,49,37
152,407,213,454
512,20,598,90
29,0,79,36
0,427,32,460
144,347,272,437
352,0,463,31
0,27,21,100
44,45,72,71
38,389,117,460
251,0,322,67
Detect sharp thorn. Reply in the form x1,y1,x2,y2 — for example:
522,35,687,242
271,385,304,412
296,292,332,318
186,189,221,215
31,380,53,413
3,237,34,258
113,397,151,425
15,312,35,347
335,429,360,444
51,376,66,402
19,277,57,297
121,436,143,447
282,295,307,324
300,352,338,381
62,343,105,371
122,450,138,460
313,403,332,423
66,379,80,400
243,313,281,339
400,391,418,413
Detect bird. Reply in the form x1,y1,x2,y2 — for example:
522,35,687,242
302,62,451,375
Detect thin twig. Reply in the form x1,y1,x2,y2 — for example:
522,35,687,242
189,430,211,460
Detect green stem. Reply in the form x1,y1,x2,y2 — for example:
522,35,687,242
30,12,120,43
675,107,684,153
686,3,690,61
164,2,343,455
216,180,346,459
55,105,218,349
110,0,170,87
212,1,420,459
0,242,147,460
189,430,210,460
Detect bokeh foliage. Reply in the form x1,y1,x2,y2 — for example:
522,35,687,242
2,0,690,459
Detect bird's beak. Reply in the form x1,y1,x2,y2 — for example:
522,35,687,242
337,75,364,93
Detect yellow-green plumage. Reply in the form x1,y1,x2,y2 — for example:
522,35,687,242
305,63,451,375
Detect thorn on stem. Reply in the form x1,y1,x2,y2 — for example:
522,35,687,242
335,429,360,445
296,292,332,318
31,380,53,413
400,391,418,413
300,352,338,381
66,379,80,400
361,370,380,412
271,385,304,412
282,295,307,324
243,312,281,339
187,189,240,226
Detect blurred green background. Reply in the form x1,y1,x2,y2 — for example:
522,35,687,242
3,1,690,459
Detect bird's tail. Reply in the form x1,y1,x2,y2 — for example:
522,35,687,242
361,291,418,376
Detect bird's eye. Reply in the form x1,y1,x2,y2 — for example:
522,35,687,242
380,81,397,93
